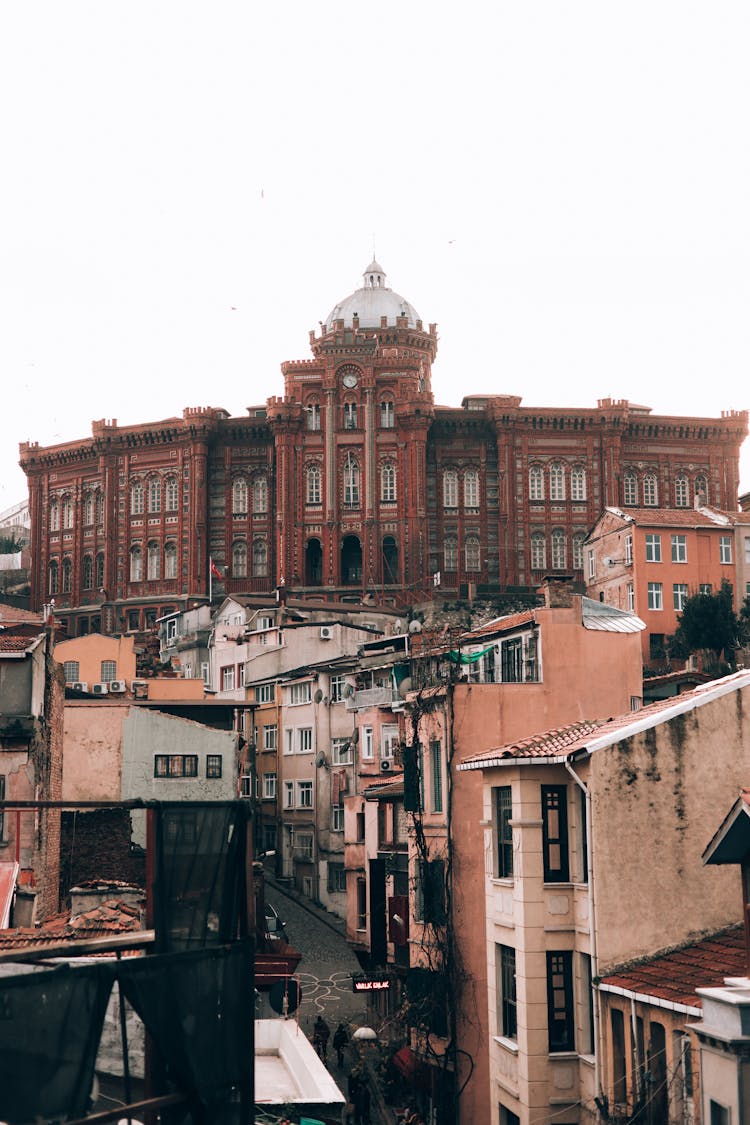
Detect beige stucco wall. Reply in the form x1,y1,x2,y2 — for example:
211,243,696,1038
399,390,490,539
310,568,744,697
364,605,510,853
591,686,749,971
63,701,126,801
55,634,137,688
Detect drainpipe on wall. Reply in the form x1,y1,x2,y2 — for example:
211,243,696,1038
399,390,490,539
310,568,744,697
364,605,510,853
564,755,602,1107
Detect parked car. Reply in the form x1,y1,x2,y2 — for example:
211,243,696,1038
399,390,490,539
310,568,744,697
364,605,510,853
264,902,289,944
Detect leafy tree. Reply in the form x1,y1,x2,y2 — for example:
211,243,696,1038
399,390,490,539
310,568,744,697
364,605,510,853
672,579,739,663
0,534,21,554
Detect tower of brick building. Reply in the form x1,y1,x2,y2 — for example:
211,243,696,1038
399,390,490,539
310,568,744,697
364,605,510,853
19,260,748,635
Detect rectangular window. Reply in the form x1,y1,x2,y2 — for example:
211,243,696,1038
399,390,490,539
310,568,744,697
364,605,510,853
356,877,367,930
416,858,446,924
328,862,346,892
625,534,633,564
430,740,443,813
700,583,713,595
100,660,117,682
627,582,635,611
329,674,346,703
649,633,666,661
673,583,689,611
381,725,399,760
206,755,222,779
356,809,365,842
496,944,517,1040
154,755,198,778
283,781,294,809
284,729,294,756
710,1102,730,1125
237,664,245,687
501,637,523,683
720,535,733,564
671,534,687,563
332,737,352,765
580,952,594,1054
588,550,595,579
297,780,313,808
361,726,374,760
263,724,278,751
255,683,274,703
542,785,569,882
262,772,277,799
298,727,313,754
63,661,80,683
332,803,344,832
221,666,235,691
290,681,312,704
611,1008,627,1104
645,534,662,562
745,536,750,565
296,832,313,860
546,951,575,1052
647,582,663,611
495,786,513,879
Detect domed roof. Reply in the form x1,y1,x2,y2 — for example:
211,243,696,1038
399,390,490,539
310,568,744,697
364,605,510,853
324,260,421,331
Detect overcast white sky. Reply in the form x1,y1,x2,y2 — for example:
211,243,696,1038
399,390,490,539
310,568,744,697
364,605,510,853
2,3,749,514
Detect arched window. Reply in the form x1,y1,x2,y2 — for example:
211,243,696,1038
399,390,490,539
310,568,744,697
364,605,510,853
62,558,72,593
306,464,321,506
551,528,566,569
84,493,95,525
82,555,93,589
643,473,658,506
165,476,178,512
232,541,247,578
380,399,395,428
307,400,321,431
96,492,105,524
444,535,458,572
95,553,105,589
343,402,357,430
49,559,59,594
549,463,566,501
530,532,546,570
344,455,360,507
381,462,396,502
695,474,708,503
147,541,160,580
232,477,248,515
529,466,544,501
674,474,688,507
465,535,480,571
148,478,161,513
49,499,60,532
253,475,268,514
572,531,585,571
571,465,586,501
130,545,143,582
443,470,458,509
464,470,480,509
252,538,268,578
62,496,74,529
164,541,178,579
623,472,638,506
131,482,144,515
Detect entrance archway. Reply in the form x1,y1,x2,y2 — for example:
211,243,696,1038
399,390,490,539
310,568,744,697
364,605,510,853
341,535,362,585
305,538,322,586
382,536,398,584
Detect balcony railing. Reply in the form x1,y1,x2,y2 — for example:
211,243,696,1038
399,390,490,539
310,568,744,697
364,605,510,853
346,687,398,710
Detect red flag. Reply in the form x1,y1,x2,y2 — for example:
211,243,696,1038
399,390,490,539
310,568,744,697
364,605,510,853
210,558,223,581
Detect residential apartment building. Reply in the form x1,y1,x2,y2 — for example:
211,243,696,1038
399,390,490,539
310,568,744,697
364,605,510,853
457,672,750,1125
18,262,747,637
586,504,750,665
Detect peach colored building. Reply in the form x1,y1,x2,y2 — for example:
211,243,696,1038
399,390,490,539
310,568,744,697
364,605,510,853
55,633,138,695
458,671,750,1125
586,505,750,667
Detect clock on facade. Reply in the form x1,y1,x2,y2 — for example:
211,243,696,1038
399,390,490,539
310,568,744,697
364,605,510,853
342,371,358,389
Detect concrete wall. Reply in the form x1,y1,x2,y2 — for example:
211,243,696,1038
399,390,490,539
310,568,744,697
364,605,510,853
63,702,126,800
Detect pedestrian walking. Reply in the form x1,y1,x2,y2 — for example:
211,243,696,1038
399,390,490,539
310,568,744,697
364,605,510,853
354,1081,371,1125
313,1014,330,1061
333,1021,348,1067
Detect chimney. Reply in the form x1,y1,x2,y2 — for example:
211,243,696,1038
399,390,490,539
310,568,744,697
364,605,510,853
540,575,575,609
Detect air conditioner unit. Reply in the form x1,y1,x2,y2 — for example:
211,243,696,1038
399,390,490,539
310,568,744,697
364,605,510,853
109,680,126,693
380,759,393,772
91,682,109,696
131,679,147,691
319,626,333,641
70,682,88,693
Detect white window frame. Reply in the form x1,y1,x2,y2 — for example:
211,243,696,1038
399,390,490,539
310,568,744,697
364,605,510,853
361,726,374,760
625,535,633,565
529,465,544,501
648,582,663,611
464,470,479,509
720,535,733,564
671,534,687,563
332,737,352,765
570,465,586,501
289,681,312,705
624,472,638,506
332,804,345,832
673,583,689,612
551,529,566,570
531,532,546,571
263,724,278,750
443,470,458,509
263,772,277,799
297,780,313,809
283,781,294,809
645,534,662,563
221,666,235,691
643,473,658,506
381,725,399,761
298,727,314,754
675,475,689,507
255,683,274,703
549,462,566,501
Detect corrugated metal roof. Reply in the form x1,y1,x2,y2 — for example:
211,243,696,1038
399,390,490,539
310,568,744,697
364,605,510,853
581,597,646,633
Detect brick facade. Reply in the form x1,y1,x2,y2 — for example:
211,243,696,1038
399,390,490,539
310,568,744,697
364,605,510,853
19,262,748,635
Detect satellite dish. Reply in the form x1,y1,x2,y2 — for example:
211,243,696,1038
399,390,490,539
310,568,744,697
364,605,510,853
315,751,328,768
408,619,422,633
398,677,413,699
313,688,324,703
344,684,355,697
351,727,359,744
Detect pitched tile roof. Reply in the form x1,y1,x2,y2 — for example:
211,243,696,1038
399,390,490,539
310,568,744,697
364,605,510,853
0,899,144,951
463,610,536,640
0,604,43,624
0,633,42,655
600,927,747,1011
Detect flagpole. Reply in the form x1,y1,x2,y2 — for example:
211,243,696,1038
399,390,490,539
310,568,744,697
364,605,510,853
209,557,212,603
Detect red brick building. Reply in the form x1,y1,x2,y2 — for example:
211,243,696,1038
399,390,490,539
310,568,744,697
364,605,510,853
19,260,748,636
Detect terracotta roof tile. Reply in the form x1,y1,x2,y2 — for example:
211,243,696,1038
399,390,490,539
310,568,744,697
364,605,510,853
464,610,536,640
0,634,40,654
0,899,144,950
601,927,747,1008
